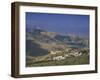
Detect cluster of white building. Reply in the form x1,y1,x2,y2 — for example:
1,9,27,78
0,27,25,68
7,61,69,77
49,50,83,61
53,56,65,61
33,49,84,62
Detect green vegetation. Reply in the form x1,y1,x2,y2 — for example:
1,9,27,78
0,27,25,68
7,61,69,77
26,54,89,67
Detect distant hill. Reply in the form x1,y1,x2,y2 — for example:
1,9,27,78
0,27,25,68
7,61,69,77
26,27,89,57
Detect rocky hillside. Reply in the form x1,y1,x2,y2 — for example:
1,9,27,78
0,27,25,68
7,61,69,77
26,27,89,57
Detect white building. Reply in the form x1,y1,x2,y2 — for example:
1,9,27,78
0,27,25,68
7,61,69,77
53,56,65,61
65,54,69,57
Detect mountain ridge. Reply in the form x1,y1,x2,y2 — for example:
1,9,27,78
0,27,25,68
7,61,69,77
26,27,89,57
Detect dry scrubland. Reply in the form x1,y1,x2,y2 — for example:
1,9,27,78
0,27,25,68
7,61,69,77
26,28,89,67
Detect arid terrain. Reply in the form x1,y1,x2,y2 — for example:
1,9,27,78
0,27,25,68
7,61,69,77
26,27,89,67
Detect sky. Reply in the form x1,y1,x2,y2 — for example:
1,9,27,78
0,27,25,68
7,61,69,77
26,12,89,37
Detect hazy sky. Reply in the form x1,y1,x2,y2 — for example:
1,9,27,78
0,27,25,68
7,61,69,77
26,12,89,37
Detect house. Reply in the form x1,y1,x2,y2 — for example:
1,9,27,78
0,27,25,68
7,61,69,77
69,50,82,57
53,56,65,61
64,54,69,57
50,50,62,55
50,51,56,54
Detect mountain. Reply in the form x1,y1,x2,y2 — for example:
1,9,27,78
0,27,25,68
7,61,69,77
26,27,89,57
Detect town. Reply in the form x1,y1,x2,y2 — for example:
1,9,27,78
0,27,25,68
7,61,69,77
32,48,89,62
